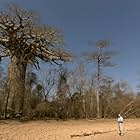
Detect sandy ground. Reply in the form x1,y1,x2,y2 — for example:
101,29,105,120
0,119,140,140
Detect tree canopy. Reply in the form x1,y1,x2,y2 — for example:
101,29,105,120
0,5,70,68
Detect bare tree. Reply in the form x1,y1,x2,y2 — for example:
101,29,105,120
41,67,57,101
23,67,38,116
99,77,113,118
87,40,115,118
111,81,133,117
0,5,70,118
67,62,88,118
57,66,69,99
56,66,69,119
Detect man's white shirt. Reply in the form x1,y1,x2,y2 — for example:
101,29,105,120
118,116,123,123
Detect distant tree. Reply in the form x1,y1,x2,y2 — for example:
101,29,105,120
110,81,133,117
0,5,70,118
67,63,88,118
41,67,57,101
57,67,69,99
55,66,70,118
99,77,113,118
23,68,38,116
87,40,115,118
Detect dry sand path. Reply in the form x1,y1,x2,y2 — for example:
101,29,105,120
0,119,140,140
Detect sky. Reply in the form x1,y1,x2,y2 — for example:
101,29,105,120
0,0,140,92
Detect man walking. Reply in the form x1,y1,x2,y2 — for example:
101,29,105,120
117,114,124,136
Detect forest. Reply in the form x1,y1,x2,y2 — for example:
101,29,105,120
0,4,140,120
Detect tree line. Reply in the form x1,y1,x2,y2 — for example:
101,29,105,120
0,4,140,120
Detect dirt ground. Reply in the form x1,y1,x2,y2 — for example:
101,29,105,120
0,119,140,140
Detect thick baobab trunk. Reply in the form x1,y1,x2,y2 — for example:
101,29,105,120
3,56,27,118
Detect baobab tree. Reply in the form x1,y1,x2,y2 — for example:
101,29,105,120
87,40,115,118
0,5,70,118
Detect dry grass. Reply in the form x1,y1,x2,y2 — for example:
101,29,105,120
0,119,140,140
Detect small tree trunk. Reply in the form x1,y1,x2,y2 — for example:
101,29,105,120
96,89,100,118
82,99,86,118
90,94,93,117
3,56,27,118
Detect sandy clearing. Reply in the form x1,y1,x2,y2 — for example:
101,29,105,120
0,119,140,140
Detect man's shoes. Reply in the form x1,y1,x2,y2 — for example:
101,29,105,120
119,133,124,136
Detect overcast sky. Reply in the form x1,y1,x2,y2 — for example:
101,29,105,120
1,0,140,91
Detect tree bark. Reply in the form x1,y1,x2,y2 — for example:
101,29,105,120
2,56,27,118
